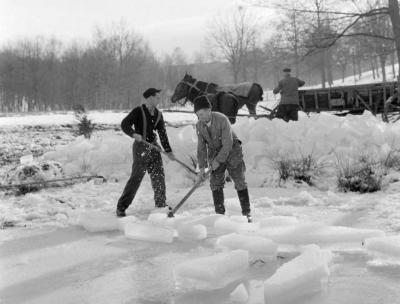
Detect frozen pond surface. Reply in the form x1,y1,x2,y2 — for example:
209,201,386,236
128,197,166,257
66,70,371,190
1,225,400,304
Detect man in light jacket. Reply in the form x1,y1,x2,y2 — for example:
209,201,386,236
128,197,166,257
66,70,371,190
194,95,252,222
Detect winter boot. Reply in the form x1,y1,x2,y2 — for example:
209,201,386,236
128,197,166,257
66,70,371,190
212,188,225,215
237,188,252,223
116,208,126,217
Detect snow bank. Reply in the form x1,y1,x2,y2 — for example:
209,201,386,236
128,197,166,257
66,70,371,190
40,110,400,189
264,245,332,304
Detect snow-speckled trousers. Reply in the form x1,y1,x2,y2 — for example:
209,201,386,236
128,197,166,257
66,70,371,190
117,141,166,211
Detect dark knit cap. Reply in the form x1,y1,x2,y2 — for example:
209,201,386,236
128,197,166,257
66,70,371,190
143,88,161,99
193,95,211,112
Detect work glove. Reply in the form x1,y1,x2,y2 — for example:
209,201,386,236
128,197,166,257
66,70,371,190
196,168,206,183
133,133,142,142
211,159,220,171
166,152,176,161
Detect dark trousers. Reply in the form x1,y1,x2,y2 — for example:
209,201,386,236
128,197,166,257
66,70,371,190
210,141,247,191
276,104,299,122
117,141,166,211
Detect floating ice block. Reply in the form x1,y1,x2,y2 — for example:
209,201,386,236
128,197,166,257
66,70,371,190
257,223,384,245
117,215,139,231
217,233,277,259
230,283,249,303
364,235,400,257
264,245,332,304
259,216,298,227
214,217,259,235
124,221,174,243
79,211,120,232
177,224,207,241
174,249,249,291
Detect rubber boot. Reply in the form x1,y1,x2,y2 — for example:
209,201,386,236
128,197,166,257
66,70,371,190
212,188,225,215
237,188,252,223
116,208,126,217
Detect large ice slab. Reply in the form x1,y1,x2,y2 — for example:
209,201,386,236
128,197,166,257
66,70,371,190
230,283,249,303
214,217,259,235
217,233,277,260
259,216,298,228
257,223,384,245
225,198,243,215
117,215,139,231
264,245,332,304
78,211,120,232
174,249,249,291
124,221,174,243
177,224,207,241
364,235,400,257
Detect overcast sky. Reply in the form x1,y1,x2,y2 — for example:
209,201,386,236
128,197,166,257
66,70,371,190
0,0,275,59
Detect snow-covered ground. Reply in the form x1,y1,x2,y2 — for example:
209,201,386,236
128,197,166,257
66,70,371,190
1,111,400,304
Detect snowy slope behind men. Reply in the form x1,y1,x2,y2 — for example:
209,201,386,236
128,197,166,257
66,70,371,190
116,88,175,217
273,68,305,122
194,95,252,223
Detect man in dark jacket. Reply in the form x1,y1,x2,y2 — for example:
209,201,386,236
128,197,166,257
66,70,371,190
116,88,175,217
194,95,252,222
273,68,305,122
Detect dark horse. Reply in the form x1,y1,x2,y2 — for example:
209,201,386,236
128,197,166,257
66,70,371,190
170,73,263,124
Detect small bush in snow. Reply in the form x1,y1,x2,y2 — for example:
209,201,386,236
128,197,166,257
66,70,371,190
73,104,95,139
380,147,400,171
335,154,384,193
273,153,326,186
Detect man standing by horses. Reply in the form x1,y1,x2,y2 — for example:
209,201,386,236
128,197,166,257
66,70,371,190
273,68,305,122
116,88,175,217
194,95,252,222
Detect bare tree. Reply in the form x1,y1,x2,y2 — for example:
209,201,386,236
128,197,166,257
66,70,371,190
207,6,259,83
255,0,400,86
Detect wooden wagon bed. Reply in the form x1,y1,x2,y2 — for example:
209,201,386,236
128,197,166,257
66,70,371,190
298,82,397,117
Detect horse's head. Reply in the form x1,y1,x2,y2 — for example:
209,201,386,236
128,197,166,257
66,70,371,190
170,73,195,105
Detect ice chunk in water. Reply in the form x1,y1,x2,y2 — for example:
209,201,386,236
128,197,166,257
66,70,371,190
117,215,139,231
225,198,243,215
365,235,400,257
257,223,384,245
248,280,265,304
174,249,249,291
259,216,298,227
230,283,249,303
217,233,277,260
79,211,120,232
177,224,207,241
124,221,174,243
147,212,173,226
264,245,332,304
214,217,259,235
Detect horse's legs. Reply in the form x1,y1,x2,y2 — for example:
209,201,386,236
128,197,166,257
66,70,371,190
245,84,263,115
218,94,238,124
